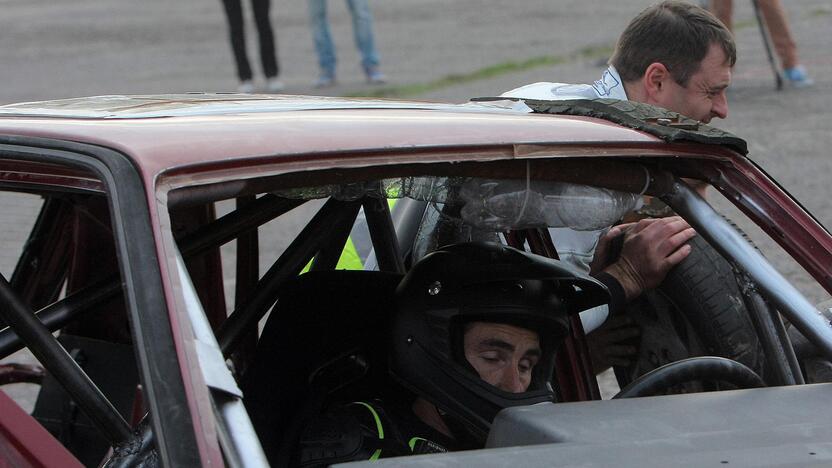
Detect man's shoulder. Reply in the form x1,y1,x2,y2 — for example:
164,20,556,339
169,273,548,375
501,81,600,101
500,67,627,102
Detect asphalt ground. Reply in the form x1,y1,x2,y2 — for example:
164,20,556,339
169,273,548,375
1,0,831,405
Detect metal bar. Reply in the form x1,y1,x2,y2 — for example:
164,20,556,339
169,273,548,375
0,274,131,445
662,180,832,361
211,392,269,468
741,284,797,385
217,198,362,355
11,196,73,308
770,305,805,384
0,195,300,359
0,363,44,385
0,280,121,358
363,197,405,273
178,194,304,257
526,228,601,401
230,196,261,377
310,202,361,271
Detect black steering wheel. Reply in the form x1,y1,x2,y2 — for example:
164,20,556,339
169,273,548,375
613,356,765,399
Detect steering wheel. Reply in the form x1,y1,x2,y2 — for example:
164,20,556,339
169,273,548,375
613,356,765,399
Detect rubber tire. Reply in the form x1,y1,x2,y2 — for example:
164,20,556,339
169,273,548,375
615,234,766,389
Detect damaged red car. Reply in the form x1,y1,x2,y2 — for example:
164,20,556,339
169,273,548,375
0,94,831,467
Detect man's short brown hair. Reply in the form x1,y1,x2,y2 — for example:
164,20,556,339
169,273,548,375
610,1,736,86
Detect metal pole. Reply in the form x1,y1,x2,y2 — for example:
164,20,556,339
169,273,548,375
662,180,832,361
217,198,362,355
0,274,131,445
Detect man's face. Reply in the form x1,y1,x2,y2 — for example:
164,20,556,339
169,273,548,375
654,43,732,123
463,321,541,393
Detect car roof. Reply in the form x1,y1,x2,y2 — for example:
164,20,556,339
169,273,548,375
0,94,742,181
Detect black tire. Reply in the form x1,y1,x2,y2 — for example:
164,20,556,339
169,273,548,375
615,235,766,390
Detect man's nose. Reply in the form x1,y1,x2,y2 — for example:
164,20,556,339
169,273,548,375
498,367,526,393
712,92,728,120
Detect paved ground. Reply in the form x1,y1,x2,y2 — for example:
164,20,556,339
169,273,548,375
1,0,831,406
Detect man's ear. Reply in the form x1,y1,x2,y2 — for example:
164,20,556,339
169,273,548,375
642,62,671,101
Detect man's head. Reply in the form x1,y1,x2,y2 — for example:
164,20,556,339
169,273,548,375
610,1,735,123
389,242,610,442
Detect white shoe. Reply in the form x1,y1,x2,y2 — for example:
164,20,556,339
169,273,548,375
266,77,285,93
237,80,255,93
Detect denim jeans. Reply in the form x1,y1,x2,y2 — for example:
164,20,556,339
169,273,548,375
308,0,380,77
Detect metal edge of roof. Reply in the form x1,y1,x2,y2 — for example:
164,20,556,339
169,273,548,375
0,93,530,120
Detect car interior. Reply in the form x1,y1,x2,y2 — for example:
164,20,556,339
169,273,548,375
2,153,832,466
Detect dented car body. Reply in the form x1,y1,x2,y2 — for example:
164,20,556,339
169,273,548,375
0,94,831,467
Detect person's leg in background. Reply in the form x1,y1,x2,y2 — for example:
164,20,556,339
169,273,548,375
709,0,812,87
709,0,733,30
308,0,337,87
346,0,385,84
756,0,812,86
221,0,254,92
251,0,283,92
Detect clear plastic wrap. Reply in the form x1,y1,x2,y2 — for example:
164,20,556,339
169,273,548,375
459,178,642,231
273,176,641,232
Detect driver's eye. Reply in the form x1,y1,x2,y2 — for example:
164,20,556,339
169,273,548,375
480,352,503,363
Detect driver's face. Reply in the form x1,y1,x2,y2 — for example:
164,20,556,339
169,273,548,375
463,322,541,393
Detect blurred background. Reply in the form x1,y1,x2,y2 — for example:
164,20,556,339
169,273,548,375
2,0,830,285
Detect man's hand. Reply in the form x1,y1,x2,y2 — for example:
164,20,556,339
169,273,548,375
586,314,640,374
600,216,696,300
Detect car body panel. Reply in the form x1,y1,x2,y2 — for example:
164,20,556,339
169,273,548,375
0,390,83,468
2,94,832,467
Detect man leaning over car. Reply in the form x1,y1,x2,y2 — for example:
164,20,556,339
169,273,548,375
503,0,736,371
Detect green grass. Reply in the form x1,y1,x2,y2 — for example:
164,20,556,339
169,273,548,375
809,7,831,17
734,19,756,30
346,44,614,99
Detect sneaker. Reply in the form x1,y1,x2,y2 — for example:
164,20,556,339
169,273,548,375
783,66,814,88
313,74,336,88
365,67,386,85
266,77,285,93
237,80,255,93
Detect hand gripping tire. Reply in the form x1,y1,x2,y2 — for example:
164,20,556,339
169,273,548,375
614,234,767,392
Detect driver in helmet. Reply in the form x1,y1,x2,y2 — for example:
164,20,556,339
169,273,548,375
293,242,610,466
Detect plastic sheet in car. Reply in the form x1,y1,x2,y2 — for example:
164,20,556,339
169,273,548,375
273,176,640,232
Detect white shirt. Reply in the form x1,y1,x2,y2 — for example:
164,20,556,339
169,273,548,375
501,66,629,101
500,67,631,332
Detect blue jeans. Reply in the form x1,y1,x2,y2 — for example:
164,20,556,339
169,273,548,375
308,0,380,77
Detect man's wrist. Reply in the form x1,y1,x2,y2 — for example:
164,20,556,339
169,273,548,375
594,272,626,315
602,259,644,301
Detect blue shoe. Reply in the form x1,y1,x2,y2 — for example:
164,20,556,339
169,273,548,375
783,66,813,88
313,73,336,88
365,66,386,85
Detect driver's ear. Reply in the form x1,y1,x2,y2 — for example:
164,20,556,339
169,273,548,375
642,62,672,101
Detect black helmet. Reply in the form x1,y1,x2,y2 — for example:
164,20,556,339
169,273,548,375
389,242,609,443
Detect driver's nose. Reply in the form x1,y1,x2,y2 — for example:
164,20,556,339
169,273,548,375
497,367,526,394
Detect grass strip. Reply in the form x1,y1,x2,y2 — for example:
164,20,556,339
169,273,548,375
347,44,613,99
